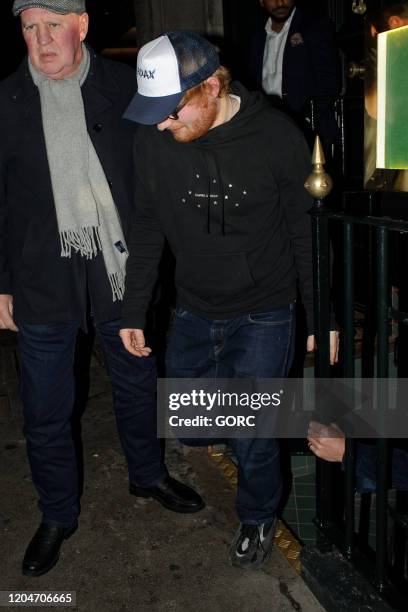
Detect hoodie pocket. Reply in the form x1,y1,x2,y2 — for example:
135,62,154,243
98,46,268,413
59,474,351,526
176,252,256,306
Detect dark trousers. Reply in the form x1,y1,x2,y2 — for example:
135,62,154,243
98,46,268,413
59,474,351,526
18,319,166,527
166,305,296,525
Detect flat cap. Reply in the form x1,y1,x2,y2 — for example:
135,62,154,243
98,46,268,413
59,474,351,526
13,0,86,17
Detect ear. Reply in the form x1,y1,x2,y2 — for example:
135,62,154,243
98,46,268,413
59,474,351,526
388,15,406,30
79,12,89,42
204,76,221,98
370,24,378,37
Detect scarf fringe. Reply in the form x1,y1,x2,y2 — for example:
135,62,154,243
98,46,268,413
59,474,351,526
109,269,126,302
60,227,125,301
60,226,102,259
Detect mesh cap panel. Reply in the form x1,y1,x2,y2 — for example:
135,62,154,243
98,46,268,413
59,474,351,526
167,31,220,92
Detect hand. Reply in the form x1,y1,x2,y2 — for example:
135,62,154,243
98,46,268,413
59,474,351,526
0,294,18,332
307,330,339,365
307,421,345,462
119,328,152,357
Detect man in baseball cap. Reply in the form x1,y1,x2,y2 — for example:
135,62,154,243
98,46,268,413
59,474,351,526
124,30,220,126
121,30,340,569
1,1,203,578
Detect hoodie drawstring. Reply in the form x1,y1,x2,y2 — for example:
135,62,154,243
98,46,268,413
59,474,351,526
202,150,226,236
213,153,226,236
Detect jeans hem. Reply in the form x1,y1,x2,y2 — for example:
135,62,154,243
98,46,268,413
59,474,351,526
237,515,276,526
129,467,168,489
41,517,78,529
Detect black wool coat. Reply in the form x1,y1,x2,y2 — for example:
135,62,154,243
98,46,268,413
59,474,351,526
245,8,339,152
0,49,137,325
245,8,338,112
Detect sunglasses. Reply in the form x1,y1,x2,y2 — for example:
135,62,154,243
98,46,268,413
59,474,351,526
167,97,188,120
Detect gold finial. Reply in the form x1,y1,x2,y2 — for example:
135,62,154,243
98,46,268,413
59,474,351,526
304,135,333,200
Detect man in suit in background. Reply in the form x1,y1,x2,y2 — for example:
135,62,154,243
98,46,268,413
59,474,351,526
245,0,339,156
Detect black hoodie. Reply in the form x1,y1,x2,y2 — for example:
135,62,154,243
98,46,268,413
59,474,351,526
122,83,314,331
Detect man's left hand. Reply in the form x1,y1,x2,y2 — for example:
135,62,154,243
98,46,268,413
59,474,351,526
119,328,152,357
307,421,345,462
307,331,339,365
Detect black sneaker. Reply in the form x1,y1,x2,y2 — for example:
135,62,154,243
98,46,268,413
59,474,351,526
229,519,277,569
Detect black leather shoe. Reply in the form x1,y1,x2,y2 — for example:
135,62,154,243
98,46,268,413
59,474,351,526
129,475,205,513
22,522,77,577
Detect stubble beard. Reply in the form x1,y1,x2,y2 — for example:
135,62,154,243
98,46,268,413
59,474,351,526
170,95,218,143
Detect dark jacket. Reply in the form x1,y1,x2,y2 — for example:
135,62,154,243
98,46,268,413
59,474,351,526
122,83,314,332
246,8,338,111
0,49,137,325
245,8,339,151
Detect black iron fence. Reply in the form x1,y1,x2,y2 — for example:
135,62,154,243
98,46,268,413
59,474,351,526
308,195,408,609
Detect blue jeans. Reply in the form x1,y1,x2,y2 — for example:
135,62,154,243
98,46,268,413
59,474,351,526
166,305,296,524
18,319,165,527
356,442,408,493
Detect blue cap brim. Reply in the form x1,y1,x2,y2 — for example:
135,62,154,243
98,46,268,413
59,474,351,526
123,90,184,125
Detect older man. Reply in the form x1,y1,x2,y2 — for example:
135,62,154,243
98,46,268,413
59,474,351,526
0,0,203,577
120,31,339,569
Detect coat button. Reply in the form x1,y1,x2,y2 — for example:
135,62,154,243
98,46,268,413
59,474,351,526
93,123,103,132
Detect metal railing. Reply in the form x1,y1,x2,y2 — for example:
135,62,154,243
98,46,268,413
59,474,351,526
311,193,408,606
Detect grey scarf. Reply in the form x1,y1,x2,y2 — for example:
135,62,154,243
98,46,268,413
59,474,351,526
29,45,127,301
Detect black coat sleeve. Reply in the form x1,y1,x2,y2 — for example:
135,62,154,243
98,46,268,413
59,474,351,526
121,136,165,329
0,150,11,294
275,124,314,333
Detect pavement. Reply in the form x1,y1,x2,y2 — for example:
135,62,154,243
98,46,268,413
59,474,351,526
0,348,326,612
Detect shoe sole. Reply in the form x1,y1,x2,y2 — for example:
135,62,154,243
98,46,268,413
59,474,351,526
22,525,78,577
129,488,205,514
229,542,274,570
229,521,277,570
